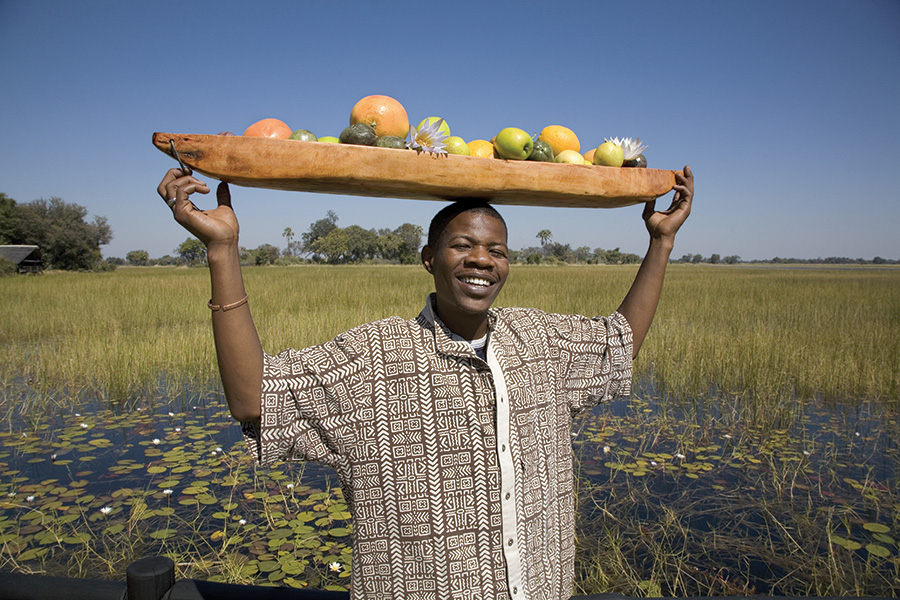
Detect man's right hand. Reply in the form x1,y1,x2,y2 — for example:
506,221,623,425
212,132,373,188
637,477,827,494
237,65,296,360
157,169,239,251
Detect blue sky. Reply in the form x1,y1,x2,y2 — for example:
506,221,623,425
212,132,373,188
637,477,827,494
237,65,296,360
1,0,898,261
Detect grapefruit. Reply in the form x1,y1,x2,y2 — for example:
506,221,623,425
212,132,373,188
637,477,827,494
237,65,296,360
537,125,580,155
243,118,292,138
350,95,409,139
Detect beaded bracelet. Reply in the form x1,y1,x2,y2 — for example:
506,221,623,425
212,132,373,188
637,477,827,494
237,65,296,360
207,293,249,312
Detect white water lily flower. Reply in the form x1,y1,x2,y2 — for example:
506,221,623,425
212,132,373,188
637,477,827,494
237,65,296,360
329,561,342,573
162,489,174,496
152,438,161,445
100,506,112,514
408,119,448,154
602,446,611,454
605,136,648,160
80,423,88,429
676,453,686,459
26,495,35,502
239,518,247,525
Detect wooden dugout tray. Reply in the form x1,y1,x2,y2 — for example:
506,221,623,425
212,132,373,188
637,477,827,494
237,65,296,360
152,132,676,208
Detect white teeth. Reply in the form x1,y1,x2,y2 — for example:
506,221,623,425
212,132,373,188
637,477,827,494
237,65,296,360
461,276,491,287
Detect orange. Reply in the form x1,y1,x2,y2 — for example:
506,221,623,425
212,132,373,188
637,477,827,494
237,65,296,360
537,125,580,155
350,95,409,138
467,139,495,158
583,147,597,163
243,118,292,138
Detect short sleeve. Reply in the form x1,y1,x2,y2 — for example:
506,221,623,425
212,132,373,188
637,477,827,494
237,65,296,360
548,310,633,412
241,335,369,468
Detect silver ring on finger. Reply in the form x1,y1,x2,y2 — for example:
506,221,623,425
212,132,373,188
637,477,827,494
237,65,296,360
166,196,177,208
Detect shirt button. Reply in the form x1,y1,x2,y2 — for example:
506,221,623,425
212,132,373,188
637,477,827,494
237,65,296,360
507,538,514,546
505,492,511,500
501,444,506,452
513,587,518,595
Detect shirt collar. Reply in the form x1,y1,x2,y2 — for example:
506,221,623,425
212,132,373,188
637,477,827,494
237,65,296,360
419,293,496,359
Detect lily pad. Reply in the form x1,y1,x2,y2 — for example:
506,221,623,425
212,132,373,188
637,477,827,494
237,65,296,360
149,528,178,540
865,543,891,558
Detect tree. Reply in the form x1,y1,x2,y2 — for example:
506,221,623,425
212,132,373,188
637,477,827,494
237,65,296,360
536,229,553,247
312,225,379,264
301,210,339,258
282,227,298,257
0,193,20,245
573,246,593,263
378,223,423,264
252,244,281,265
126,250,149,266
4,196,113,270
176,238,206,266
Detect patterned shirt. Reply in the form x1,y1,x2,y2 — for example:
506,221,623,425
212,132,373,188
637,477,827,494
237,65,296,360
242,294,633,600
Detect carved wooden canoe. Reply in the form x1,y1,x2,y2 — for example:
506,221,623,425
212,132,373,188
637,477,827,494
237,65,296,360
152,132,675,208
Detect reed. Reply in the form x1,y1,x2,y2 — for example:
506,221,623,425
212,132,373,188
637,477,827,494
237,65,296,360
2,265,898,418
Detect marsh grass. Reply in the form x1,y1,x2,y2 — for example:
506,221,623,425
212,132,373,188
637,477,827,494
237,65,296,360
2,264,899,595
2,264,898,413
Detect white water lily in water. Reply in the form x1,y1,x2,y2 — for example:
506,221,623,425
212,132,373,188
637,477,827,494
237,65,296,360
329,561,342,572
605,136,648,160
408,119,448,154
100,506,112,515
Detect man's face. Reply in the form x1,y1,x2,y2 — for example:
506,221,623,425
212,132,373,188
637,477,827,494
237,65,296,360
421,210,509,339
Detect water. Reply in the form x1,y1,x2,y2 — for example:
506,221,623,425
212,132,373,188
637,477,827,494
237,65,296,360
1,384,898,595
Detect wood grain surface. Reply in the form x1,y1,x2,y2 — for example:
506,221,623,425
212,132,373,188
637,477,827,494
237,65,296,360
153,132,676,208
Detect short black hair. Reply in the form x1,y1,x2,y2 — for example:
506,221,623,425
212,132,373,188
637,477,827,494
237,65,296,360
427,199,507,248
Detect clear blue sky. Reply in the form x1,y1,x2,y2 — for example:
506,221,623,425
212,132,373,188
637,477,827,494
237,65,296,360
2,0,898,261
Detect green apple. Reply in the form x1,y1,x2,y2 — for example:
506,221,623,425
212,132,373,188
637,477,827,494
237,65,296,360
555,149,586,164
493,127,534,160
318,136,340,143
592,141,624,167
527,140,554,162
417,117,451,137
444,136,470,155
289,129,317,141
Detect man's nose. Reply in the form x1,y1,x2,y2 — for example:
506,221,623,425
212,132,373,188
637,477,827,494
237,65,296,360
466,246,493,266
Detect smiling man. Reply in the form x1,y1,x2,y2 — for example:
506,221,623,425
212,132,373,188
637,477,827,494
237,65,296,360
156,166,693,600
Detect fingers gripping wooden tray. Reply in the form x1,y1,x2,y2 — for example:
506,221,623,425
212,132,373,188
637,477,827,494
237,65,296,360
153,133,676,208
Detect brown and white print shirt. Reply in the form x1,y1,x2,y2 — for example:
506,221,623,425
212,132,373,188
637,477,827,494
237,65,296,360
242,294,633,600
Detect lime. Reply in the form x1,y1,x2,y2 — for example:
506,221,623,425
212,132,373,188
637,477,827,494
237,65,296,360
376,135,407,149
339,123,377,146
289,129,317,141
527,140,554,162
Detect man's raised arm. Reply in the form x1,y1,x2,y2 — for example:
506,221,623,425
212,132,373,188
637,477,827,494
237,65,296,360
157,170,263,422
616,166,694,357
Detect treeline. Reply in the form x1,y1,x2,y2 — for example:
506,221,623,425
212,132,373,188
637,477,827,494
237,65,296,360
0,193,112,271
115,211,900,268
674,253,898,265
3,193,895,272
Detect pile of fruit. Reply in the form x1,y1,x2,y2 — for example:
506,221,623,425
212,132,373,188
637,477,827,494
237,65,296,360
232,95,649,168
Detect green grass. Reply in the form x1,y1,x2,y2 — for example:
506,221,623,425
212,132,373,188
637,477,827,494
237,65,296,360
2,264,898,418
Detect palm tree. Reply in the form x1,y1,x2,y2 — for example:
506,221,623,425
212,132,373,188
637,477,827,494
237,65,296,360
536,229,552,247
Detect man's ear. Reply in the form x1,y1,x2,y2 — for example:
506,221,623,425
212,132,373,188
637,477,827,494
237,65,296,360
421,245,434,274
